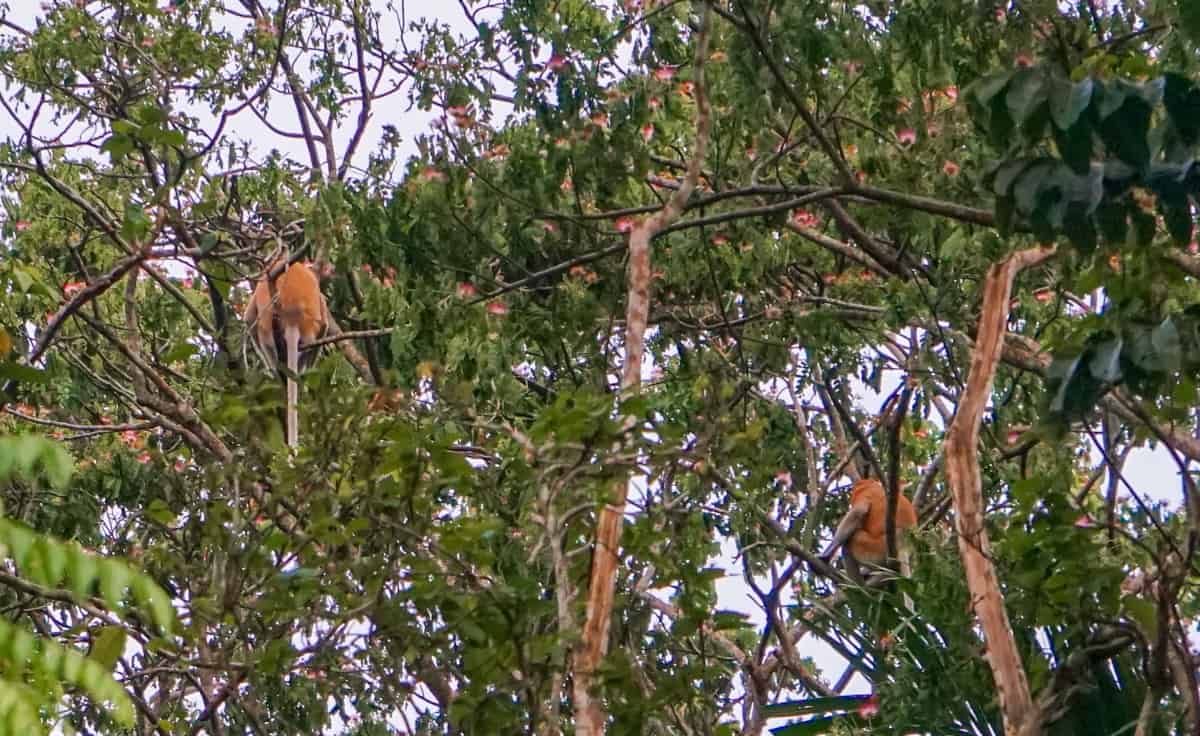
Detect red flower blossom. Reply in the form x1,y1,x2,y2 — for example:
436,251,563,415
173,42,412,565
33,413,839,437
858,694,880,719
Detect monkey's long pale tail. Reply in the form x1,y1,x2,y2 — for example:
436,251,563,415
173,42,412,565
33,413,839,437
285,325,300,447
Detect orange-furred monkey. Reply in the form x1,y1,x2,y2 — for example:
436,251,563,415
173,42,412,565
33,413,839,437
243,260,328,447
821,478,917,585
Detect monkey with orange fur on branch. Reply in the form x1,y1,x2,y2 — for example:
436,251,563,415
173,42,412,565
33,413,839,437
820,477,918,586
242,252,329,448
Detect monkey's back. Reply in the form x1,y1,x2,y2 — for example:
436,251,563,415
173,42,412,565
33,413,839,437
847,478,916,562
247,261,327,371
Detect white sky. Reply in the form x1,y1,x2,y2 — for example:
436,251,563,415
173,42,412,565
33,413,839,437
0,0,1192,729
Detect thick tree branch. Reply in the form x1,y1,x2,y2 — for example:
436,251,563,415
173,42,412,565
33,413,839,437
574,4,712,733
943,244,1056,736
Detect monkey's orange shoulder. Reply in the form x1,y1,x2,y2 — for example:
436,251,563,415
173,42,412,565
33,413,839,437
851,479,917,533
248,262,327,342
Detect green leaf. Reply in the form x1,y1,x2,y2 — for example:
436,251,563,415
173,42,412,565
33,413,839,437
11,436,43,477
145,499,176,526
1094,80,1126,120
1131,207,1156,247
87,626,126,671
100,133,135,164
1088,336,1123,384
992,158,1039,197
1047,354,1082,414
98,560,133,612
1012,161,1057,215
969,70,1013,107
1095,200,1129,244
0,363,50,385
1159,197,1194,245
1151,318,1183,372
67,548,98,598
121,203,152,242
1050,77,1093,131
39,442,73,489
1053,119,1093,174
764,695,869,718
771,714,866,735
1006,70,1048,127
1097,90,1153,168
1164,72,1200,145
161,343,200,364
1064,205,1098,254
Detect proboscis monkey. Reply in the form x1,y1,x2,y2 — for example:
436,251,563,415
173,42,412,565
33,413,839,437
821,478,917,585
243,259,328,447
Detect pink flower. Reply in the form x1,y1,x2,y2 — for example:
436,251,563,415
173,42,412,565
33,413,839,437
943,85,958,102
711,233,729,246
897,128,917,146
419,166,448,182
542,220,559,233
137,452,152,464
547,54,568,72
1015,52,1035,68
652,66,676,81
14,220,29,232
641,124,654,142
1074,515,1096,529
486,301,508,316
614,216,636,233
943,160,960,176
858,694,880,719
456,282,478,298
63,280,86,297
791,210,819,228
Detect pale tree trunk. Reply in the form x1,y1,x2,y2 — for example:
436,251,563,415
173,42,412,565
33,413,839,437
572,3,713,733
944,245,1056,736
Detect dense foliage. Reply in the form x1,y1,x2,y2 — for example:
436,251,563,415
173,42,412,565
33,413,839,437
1,1,1199,734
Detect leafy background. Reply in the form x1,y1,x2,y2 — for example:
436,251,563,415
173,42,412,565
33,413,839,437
0,1,1199,735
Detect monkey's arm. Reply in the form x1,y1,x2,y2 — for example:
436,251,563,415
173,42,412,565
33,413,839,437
820,503,869,560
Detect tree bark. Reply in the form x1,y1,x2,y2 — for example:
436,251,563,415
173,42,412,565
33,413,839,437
944,245,1056,736
572,4,713,733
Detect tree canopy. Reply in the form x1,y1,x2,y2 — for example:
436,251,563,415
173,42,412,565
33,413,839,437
1,1,1200,734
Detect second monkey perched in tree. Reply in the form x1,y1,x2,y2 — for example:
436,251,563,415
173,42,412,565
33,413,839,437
821,477,917,585
243,257,329,447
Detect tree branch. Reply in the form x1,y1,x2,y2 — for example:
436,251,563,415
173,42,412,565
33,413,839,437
943,244,1057,736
